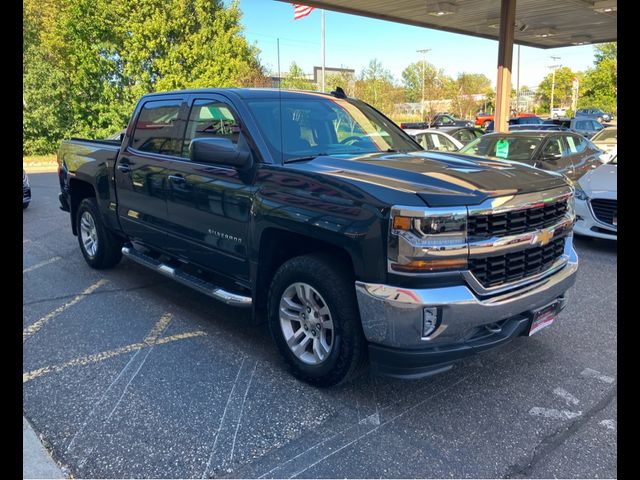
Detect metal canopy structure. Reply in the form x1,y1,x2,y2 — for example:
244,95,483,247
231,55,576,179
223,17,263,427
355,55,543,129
277,0,617,48
276,0,616,132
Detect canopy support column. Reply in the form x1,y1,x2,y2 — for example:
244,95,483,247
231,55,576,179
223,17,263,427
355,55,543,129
495,0,516,133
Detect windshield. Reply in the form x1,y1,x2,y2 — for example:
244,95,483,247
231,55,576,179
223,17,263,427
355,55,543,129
460,135,543,162
245,96,420,161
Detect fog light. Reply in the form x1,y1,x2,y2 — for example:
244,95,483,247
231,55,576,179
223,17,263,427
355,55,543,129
423,307,440,337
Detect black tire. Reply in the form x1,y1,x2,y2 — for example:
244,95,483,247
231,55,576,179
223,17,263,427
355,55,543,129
482,120,491,129
23,202,29,210
267,253,367,387
76,197,123,269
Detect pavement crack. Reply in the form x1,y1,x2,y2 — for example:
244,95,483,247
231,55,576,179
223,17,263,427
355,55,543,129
23,281,171,306
503,385,616,478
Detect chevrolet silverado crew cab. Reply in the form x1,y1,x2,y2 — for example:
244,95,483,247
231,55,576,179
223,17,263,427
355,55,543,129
57,88,579,386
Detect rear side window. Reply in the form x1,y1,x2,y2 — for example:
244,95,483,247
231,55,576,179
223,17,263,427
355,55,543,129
131,99,185,156
455,129,476,143
182,100,242,158
574,120,590,130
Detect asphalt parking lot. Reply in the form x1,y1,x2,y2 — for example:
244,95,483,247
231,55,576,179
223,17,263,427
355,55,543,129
24,172,617,479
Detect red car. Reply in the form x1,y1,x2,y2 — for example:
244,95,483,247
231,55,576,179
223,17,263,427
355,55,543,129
475,112,537,129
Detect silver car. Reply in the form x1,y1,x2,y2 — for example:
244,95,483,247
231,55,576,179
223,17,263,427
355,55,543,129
573,154,617,240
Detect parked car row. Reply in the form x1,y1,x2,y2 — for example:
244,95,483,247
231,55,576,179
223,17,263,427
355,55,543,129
399,117,616,242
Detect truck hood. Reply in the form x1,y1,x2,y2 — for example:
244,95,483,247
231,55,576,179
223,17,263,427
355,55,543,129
288,151,569,207
578,163,617,197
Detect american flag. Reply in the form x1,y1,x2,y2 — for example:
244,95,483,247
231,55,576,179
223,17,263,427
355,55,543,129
293,4,315,20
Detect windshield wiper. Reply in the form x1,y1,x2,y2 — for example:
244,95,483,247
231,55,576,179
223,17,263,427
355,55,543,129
284,154,328,164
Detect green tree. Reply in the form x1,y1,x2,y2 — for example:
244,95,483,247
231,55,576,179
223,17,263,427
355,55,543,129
353,59,404,114
280,62,312,90
401,61,452,103
22,0,266,155
536,66,576,112
579,43,617,114
451,73,492,119
324,69,355,94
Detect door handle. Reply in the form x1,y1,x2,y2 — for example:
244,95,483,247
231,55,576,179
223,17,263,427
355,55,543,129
117,164,131,173
168,174,186,184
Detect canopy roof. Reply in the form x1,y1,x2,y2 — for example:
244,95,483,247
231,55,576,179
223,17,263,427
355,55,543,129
277,0,617,48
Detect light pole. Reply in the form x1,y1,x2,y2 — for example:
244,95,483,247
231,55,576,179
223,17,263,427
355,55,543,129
417,48,431,119
549,56,561,117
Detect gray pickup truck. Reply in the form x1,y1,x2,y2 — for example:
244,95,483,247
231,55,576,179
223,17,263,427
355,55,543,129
57,88,579,386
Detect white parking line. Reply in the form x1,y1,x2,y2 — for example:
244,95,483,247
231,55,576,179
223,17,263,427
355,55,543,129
23,279,109,342
23,256,62,274
599,419,616,430
529,407,582,420
581,368,615,384
553,387,580,406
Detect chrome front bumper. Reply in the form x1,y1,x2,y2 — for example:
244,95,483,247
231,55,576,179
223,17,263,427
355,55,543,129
355,236,578,349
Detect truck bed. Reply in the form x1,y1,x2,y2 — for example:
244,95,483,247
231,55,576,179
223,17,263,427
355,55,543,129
58,138,121,173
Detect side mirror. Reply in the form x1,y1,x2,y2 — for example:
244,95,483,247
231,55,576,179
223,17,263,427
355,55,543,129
189,137,253,171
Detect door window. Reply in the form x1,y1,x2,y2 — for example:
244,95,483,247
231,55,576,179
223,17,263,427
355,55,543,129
182,100,242,158
541,136,564,157
131,99,185,156
563,134,587,155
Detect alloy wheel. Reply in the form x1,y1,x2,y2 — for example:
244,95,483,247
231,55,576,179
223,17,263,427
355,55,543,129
279,282,334,365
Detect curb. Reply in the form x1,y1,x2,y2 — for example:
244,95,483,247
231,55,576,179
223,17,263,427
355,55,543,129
23,417,67,479
24,165,58,174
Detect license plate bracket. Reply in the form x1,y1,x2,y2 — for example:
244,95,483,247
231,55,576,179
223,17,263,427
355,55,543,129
528,301,561,336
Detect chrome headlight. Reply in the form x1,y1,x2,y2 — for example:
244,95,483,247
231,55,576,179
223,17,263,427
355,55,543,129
388,206,468,274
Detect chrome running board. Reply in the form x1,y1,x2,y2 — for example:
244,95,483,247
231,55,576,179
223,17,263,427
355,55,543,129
121,245,252,307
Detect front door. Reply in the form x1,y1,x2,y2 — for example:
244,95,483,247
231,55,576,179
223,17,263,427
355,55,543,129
162,95,256,284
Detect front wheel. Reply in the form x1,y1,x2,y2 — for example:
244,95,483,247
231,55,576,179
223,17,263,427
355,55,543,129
267,254,367,387
76,198,123,269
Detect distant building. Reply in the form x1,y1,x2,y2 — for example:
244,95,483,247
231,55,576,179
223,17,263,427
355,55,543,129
312,66,355,88
268,66,355,90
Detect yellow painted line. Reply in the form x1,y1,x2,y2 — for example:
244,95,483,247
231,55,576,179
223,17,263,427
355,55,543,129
144,312,173,345
23,256,62,274
22,279,109,342
23,330,207,383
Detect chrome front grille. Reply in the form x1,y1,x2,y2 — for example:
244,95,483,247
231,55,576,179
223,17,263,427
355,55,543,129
467,199,569,238
466,187,574,292
469,237,566,288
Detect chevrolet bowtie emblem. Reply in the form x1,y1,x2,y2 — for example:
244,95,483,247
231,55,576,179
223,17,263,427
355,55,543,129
537,229,554,246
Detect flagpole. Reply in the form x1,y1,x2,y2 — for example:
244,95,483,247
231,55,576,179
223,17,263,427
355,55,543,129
321,9,325,92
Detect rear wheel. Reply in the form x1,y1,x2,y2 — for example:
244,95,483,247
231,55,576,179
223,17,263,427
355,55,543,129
267,254,367,387
76,198,123,269
482,120,491,129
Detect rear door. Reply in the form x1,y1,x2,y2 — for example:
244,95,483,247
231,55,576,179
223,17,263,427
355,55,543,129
162,94,257,283
115,96,188,246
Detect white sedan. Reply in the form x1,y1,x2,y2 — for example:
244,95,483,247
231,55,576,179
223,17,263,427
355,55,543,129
405,128,464,152
573,153,617,240
590,127,616,163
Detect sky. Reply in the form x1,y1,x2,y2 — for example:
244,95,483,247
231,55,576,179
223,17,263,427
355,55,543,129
236,0,599,89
